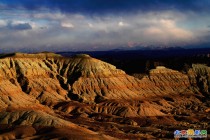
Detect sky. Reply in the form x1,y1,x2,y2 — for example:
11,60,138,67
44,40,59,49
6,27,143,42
0,0,210,52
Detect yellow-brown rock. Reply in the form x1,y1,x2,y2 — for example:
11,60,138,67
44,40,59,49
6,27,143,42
0,53,209,139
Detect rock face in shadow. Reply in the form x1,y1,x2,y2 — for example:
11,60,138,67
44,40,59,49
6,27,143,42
191,64,210,95
0,53,209,139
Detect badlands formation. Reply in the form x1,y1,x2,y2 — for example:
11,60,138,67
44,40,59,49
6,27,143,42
0,53,209,139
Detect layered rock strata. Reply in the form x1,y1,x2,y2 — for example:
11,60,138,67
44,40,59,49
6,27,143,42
0,53,209,139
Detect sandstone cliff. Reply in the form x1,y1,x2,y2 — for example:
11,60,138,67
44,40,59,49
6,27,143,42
0,53,202,115
0,53,209,139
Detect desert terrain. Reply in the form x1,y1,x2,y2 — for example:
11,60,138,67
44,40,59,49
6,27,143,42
0,51,209,139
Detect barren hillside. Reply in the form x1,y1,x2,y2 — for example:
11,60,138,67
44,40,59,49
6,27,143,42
0,53,209,139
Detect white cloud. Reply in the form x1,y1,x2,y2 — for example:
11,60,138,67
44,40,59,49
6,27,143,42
143,19,193,45
0,20,7,27
118,21,129,27
0,9,209,52
33,12,66,20
61,22,74,28
88,23,93,28
118,21,124,26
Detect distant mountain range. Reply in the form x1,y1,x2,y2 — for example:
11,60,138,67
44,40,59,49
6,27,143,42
108,46,186,51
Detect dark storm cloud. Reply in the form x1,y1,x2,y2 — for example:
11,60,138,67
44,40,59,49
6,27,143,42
7,21,32,30
1,0,210,14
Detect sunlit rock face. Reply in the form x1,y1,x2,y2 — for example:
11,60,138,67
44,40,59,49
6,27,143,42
0,53,209,139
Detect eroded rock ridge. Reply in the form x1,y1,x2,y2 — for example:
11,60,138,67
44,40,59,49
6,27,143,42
0,53,209,139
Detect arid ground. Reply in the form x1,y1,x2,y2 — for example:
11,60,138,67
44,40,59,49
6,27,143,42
0,51,209,139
